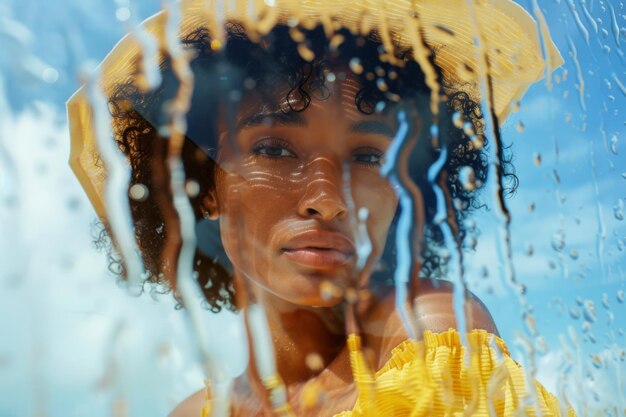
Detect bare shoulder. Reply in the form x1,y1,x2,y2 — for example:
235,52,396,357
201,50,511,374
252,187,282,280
410,279,499,336
363,279,499,363
169,388,205,417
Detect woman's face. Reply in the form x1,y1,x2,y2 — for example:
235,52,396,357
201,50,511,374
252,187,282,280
212,75,417,306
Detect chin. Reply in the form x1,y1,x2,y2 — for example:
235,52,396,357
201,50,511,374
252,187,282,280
278,290,345,308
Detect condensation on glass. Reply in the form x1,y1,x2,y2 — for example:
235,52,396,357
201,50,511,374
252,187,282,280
0,0,624,416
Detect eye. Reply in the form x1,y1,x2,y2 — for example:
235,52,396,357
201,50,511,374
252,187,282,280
352,147,384,167
252,138,296,159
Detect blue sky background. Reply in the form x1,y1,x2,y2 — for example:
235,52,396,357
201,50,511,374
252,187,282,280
0,0,624,416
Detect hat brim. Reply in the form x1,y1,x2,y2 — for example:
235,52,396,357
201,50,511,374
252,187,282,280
68,0,562,219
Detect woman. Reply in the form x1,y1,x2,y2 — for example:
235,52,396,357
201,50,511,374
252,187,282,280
68,0,568,415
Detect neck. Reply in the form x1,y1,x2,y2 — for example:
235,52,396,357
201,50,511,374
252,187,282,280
249,283,347,385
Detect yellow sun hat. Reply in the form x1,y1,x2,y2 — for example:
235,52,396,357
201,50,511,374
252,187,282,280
67,0,562,219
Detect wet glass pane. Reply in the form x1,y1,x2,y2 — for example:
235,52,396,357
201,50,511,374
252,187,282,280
0,0,624,416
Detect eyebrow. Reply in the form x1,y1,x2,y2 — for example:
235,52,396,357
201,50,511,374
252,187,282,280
349,120,395,139
235,107,395,139
235,108,306,130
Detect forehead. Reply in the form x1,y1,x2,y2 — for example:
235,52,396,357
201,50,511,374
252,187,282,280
235,72,367,121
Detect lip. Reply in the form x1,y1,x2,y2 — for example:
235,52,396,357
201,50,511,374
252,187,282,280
281,230,355,269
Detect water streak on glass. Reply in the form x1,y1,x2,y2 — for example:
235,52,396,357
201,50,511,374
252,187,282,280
567,32,587,111
464,0,534,313
380,109,418,340
160,3,233,414
567,0,590,46
114,0,161,91
427,147,468,343
84,66,145,293
0,74,23,285
589,141,607,281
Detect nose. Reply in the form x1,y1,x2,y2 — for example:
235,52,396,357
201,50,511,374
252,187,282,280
297,159,348,222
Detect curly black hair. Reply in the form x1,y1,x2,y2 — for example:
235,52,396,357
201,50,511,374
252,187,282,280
100,22,517,312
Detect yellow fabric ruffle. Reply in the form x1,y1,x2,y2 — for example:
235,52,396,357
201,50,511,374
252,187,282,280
335,329,575,417
201,329,574,416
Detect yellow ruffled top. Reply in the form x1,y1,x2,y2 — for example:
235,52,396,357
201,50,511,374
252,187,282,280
202,329,575,416
336,329,574,417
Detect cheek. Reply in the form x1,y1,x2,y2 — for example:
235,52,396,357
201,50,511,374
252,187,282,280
352,177,398,246
215,171,297,267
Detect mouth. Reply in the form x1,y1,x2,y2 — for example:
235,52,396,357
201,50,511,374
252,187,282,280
281,230,355,269
281,247,353,268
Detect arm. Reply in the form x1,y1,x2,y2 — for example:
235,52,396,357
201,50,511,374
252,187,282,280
169,389,206,417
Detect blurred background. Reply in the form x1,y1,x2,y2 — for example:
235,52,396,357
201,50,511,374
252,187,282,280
0,0,624,416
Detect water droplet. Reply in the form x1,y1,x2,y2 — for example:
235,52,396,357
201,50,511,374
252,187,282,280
602,293,610,309
613,198,624,221
534,153,542,166
524,314,537,335
535,336,548,354
569,249,579,260
617,290,625,303
129,183,149,201
210,39,222,51
349,58,363,74
582,321,591,332
305,352,324,371
583,300,596,322
115,6,131,22
516,121,525,132
470,135,484,149
345,287,358,304
462,121,475,137
610,134,619,154
459,166,478,191
591,354,603,369
570,306,581,320
376,78,388,92
42,67,59,84
67,197,81,211
576,297,584,306
480,266,489,278
452,111,463,128
551,230,566,252
526,244,534,256
185,180,200,198
528,202,535,212
320,281,342,301
244,78,257,90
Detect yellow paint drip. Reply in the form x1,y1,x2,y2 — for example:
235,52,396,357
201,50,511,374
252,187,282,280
297,43,315,62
